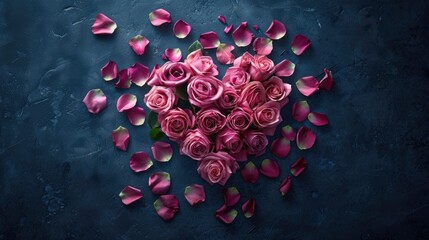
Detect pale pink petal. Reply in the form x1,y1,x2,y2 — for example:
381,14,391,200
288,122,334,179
271,137,291,158
199,31,220,49
291,34,311,55
252,37,273,55
279,176,292,196
101,61,117,81
281,125,296,141
184,184,206,206
92,13,117,35
215,205,238,224
319,68,334,90
292,100,310,122
224,24,233,34
115,69,132,89
296,127,316,150
129,35,149,56
290,157,307,177
265,20,286,40
149,9,171,26
82,89,107,114
173,19,191,38
116,94,137,112
165,48,182,62
119,186,143,205
241,161,259,183
112,126,130,151
308,112,329,126
242,199,256,218
260,159,280,178
218,15,226,24
275,59,295,77
129,63,150,86
129,151,153,172
153,194,179,221
151,141,173,162
148,172,171,195
232,22,253,47
253,24,260,31
125,107,146,126
147,64,161,86
224,187,240,207
216,43,235,64
296,76,319,96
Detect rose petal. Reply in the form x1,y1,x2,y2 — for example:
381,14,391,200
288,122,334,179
165,48,182,62
224,24,233,34
224,187,240,207
242,199,256,218
148,172,171,195
184,184,206,206
149,9,171,26
161,53,168,61
260,159,280,178
151,141,173,162
218,15,227,24
296,76,319,96
129,63,150,86
271,137,291,158
215,205,238,224
173,19,191,38
275,59,295,77
125,107,146,126
292,100,310,122
281,125,296,141
291,34,311,55
129,151,153,172
252,37,273,55
101,61,118,81
91,13,117,35
129,35,150,56
112,126,130,151
265,20,286,40
253,24,260,31
153,194,179,221
308,112,329,126
119,186,143,205
231,149,248,162
82,89,107,114
296,127,316,150
241,161,259,183
279,176,292,196
319,68,334,91
290,157,307,177
216,43,235,65
199,31,220,49
232,22,253,47
115,69,132,89
116,94,137,112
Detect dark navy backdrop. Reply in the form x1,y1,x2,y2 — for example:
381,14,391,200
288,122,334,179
1,0,428,239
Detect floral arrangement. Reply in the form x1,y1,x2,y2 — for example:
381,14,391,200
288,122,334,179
83,9,334,223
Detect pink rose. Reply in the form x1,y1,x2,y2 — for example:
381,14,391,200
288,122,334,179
147,61,192,87
144,86,178,114
158,108,195,142
239,81,266,109
263,76,291,106
249,54,275,81
187,76,223,108
180,129,212,160
226,103,253,132
244,130,268,156
197,151,239,185
233,52,254,69
185,49,219,76
222,66,250,89
253,101,282,129
215,85,239,111
196,107,226,135
215,128,243,154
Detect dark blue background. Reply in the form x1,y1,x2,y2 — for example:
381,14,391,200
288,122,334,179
1,0,428,239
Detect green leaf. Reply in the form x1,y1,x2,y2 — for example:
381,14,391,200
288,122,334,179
150,127,165,141
147,111,160,129
175,84,189,100
188,40,203,54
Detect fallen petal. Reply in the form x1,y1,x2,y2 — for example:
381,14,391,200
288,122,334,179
126,107,146,126
119,186,143,205
149,9,171,26
232,22,253,47
151,141,173,162
279,176,292,196
215,205,238,224
101,61,118,81
319,68,334,91
115,69,132,89
129,63,150,86
290,157,307,177
173,19,191,38
242,199,256,218
253,24,260,31
224,24,233,34
148,171,171,195
165,48,182,62
252,37,273,55
265,20,286,40
116,94,137,112
129,151,153,172
218,15,226,24
281,125,296,141
241,161,259,183
129,35,150,56
271,137,291,158
184,184,206,206
308,112,329,126
224,187,240,207
291,34,311,55
92,13,117,35
82,89,107,114
153,194,179,221
161,53,168,61
216,43,235,64
275,59,295,77
296,127,316,150
292,100,310,122
112,126,130,151
199,31,220,49
296,76,319,96
260,159,280,178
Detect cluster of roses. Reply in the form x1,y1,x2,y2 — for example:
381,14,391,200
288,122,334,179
144,49,291,185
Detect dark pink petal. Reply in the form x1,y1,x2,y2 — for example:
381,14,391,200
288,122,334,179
292,100,310,122
231,149,248,162
290,157,307,177
319,68,334,91
149,9,171,26
126,107,146,126
173,19,191,38
241,161,259,183
153,194,179,221
218,15,226,24
161,53,168,61
296,127,316,150
260,159,280,178
291,34,311,55
224,24,233,34
253,24,260,31
119,186,143,205
82,89,107,114
224,187,240,207
265,20,286,40
275,59,295,77
92,13,117,35
129,35,149,56
199,31,220,49
165,48,182,62
232,22,253,47
308,112,329,126
215,205,238,224
271,137,291,158
151,141,173,162
279,176,292,196
148,171,171,195
116,94,137,112
242,199,256,218
296,76,319,96
115,69,132,89
281,125,296,141
112,126,130,151
129,151,153,172
252,37,273,55
129,63,150,86
184,184,206,206
101,61,117,81
216,43,235,64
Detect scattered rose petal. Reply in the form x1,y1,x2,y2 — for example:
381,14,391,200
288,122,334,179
232,22,253,47
82,89,107,114
126,107,146,126
184,184,206,206
112,126,130,151
260,159,280,178
265,20,286,40
308,112,329,126
101,61,117,81
242,199,256,218
296,76,319,96
129,151,153,172
241,161,259,183
151,141,173,162
129,35,150,56
292,100,310,122
173,19,191,38
253,24,260,31
199,31,220,49
115,69,132,89
153,194,179,221
224,187,240,207
215,205,238,224
296,127,316,150
279,176,292,196
129,63,150,86
252,37,273,55
290,157,307,177
218,15,226,24
291,34,311,55
216,43,235,64
119,186,143,205
161,53,168,61
149,9,171,26
271,137,291,158
148,172,171,195
319,68,334,91
224,24,233,34
165,48,182,62
281,125,296,141
275,59,295,77
92,13,117,35
116,94,137,112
